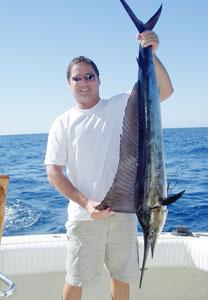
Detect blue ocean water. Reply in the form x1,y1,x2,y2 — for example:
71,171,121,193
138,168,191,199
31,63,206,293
0,127,208,237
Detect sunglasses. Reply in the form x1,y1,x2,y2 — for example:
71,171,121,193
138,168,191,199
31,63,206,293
72,73,95,82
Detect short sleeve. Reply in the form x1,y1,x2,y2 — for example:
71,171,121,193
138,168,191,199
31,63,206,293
44,117,68,166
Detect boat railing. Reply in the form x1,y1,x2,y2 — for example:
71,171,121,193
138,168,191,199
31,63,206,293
0,272,15,298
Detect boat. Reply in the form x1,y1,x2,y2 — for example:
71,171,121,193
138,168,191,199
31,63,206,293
0,176,208,299
0,231,208,299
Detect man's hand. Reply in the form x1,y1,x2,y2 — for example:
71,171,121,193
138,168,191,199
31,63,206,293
85,199,113,220
46,165,114,220
136,30,159,54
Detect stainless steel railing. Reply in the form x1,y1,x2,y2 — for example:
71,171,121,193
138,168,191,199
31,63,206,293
0,272,15,298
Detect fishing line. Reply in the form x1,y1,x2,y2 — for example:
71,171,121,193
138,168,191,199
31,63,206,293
167,153,183,194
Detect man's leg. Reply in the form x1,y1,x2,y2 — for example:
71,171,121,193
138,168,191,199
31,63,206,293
111,278,129,300
64,219,108,299
62,283,82,300
106,214,139,300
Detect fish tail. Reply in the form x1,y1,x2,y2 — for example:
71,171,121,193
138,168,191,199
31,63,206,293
120,0,162,33
120,0,145,32
144,5,162,31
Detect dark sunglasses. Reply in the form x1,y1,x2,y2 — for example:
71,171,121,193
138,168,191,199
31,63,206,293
72,73,95,82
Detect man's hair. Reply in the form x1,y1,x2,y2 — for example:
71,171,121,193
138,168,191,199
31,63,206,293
66,56,100,81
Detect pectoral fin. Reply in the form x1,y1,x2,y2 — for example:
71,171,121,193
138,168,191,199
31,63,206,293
160,190,185,206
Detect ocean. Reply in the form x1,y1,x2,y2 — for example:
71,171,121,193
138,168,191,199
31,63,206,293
0,127,208,237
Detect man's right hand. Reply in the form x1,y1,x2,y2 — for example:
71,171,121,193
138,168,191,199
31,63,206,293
85,200,113,220
46,165,113,220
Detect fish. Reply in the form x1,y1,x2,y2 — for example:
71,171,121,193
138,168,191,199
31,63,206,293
96,0,185,287
0,175,10,244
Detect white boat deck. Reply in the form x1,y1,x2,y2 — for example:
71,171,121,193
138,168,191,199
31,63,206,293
0,233,208,299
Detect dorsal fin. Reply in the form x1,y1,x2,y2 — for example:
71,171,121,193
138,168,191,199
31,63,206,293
95,82,140,213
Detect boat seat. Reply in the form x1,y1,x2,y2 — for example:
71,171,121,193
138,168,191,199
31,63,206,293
0,175,15,298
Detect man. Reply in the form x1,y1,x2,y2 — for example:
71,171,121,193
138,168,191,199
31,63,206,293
45,30,173,300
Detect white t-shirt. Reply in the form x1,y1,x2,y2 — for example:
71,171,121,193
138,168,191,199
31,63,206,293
44,92,130,221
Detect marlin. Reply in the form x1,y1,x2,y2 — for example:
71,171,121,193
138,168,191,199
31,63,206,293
96,0,185,288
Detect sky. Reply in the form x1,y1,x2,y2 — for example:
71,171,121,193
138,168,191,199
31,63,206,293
0,0,208,135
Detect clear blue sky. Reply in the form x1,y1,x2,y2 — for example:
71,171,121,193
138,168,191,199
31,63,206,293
1,0,208,135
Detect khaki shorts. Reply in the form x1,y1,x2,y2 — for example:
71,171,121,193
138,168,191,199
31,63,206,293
65,213,140,287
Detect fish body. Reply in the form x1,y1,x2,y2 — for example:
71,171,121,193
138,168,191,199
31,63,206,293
96,0,184,287
135,32,168,287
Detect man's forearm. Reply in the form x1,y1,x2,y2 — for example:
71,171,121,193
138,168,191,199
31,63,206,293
46,164,113,220
46,165,89,209
154,54,174,102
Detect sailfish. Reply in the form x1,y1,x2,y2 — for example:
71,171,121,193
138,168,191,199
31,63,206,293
96,0,185,288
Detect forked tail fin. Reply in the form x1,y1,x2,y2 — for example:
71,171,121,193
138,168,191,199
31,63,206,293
120,0,162,33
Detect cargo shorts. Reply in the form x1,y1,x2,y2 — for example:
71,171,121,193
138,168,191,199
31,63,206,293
65,213,140,287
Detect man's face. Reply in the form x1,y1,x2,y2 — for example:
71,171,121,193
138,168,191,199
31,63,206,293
68,62,101,109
